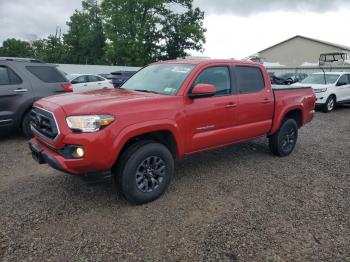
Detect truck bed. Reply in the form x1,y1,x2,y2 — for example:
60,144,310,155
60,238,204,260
272,85,312,90
269,85,316,135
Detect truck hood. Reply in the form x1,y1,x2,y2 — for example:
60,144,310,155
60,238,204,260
40,88,163,115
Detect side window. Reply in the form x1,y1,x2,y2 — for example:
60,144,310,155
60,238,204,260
96,76,105,81
337,75,349,85
0,66,22,85
193,67,231,96
236,66,265,94
26,66,67,83
87,75,100,82
72,75,87,84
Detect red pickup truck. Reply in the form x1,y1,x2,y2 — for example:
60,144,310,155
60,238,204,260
29,59,316,204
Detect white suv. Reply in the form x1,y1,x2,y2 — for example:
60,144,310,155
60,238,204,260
294,72,350,112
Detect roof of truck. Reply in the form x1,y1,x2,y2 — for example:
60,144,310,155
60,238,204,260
157,59,261,66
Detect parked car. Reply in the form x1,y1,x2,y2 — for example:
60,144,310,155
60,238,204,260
29,59,316,204
67,74,114,91
0,57,72,138
293,72,350,112
272,73,308,85
110,71,137,87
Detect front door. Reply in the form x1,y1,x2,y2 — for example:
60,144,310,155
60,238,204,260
0,65,33,128
184,66,239,153
336,74,350,102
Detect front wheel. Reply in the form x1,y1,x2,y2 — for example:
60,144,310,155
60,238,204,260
115,141,174,204
322,95,336,113
22,111,33,139
269,118,298,157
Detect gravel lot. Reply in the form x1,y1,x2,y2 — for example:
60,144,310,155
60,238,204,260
1,107,349,261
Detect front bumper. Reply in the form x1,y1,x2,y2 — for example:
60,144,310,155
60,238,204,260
315,93,327,105
29,135,116,175
29,140,67,173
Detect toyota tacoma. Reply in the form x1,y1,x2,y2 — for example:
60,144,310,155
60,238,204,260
29,59,316,204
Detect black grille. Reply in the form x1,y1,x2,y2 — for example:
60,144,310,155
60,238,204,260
31,107,59,140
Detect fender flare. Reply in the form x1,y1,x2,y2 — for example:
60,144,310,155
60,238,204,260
270,104,304,135
111,119,184,164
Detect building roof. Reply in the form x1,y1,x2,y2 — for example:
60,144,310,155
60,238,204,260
258,35,350,54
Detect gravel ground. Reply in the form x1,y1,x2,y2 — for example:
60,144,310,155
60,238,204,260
0,107,349,262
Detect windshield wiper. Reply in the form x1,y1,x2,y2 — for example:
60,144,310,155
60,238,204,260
134,89,160,94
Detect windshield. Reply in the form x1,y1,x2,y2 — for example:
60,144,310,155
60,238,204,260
122,64,196,95
301,74,340,85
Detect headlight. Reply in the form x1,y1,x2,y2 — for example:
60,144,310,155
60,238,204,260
314,88,327,93
66,115,115,132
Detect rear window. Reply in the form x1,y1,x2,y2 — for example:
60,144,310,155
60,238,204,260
26,66,67,83
236,66,265,94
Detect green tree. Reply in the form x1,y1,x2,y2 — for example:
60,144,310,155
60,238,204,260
30,29,68,63
0,38,34,57
101,0,206,66
64,0,106,64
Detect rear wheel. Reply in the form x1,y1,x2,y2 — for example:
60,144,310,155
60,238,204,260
22,111,33,139
115,141,174,204
322,95,336,113
269,118,298,157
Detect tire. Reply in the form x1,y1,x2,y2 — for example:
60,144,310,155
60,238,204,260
322,95,336,113
115,141,174,205
22,111,33,139
269,118,298,157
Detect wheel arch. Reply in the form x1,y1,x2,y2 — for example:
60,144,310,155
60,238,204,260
270,106,304,135
111,122,183,170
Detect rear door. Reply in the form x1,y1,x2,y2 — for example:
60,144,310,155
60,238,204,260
0,65,33,128
87,75,105,90
25,65,69,96
233,66,274,140
71,75,88,91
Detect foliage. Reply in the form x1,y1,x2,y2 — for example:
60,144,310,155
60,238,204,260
0,0,206,66
101,0,206,66
32,29,68,63
0,38,34,58
64,0,106,64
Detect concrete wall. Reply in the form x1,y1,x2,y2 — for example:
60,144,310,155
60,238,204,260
259,37,347,67
55,64,141,74
266,66,350,75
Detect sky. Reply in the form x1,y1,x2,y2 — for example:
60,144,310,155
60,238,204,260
1,0,350,59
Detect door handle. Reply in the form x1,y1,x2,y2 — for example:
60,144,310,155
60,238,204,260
14,88,28,93
261,98,271,104
98,83,102,85
83,84,88,86
225,103,237,109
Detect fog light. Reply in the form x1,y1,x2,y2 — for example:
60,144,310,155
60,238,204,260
72,147,84,158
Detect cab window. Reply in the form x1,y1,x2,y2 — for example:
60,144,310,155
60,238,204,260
236,66,265,94
193,67,231,96
337,75,350,86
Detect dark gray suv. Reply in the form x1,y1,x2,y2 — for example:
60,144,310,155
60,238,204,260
0,57,71,138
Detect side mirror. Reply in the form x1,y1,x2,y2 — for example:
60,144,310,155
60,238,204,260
71,80,78,84
337,81,347,87
188,84,216,99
